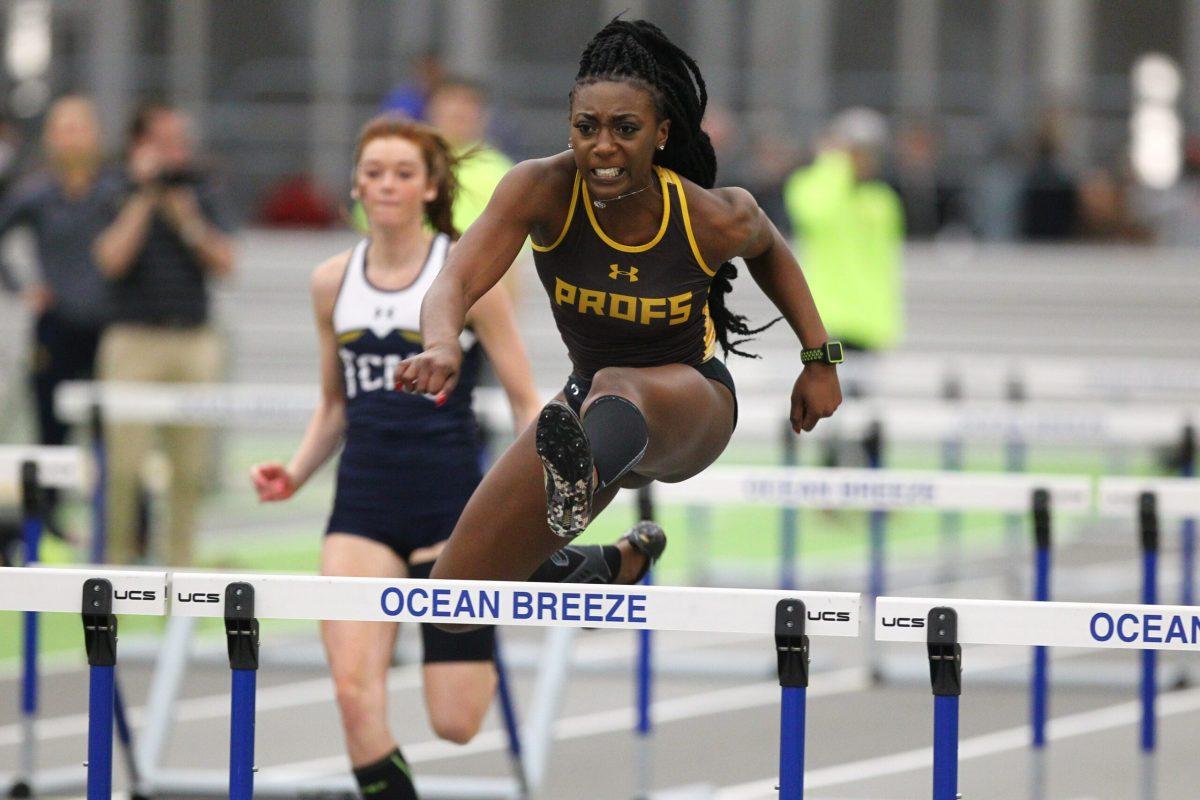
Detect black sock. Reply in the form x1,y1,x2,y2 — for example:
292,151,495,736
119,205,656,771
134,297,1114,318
353,747,417,799
582,395,648,489
528,544,622,584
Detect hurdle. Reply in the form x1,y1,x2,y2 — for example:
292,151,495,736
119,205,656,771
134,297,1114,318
0,566,860,798
0,566,167,798
647,465,1090,678
744,351,1200,404
170,572,856,800
876,594,1200,800
1100,477,1200,692
0,446,92,798
724,396,1196,600
51,381,553,799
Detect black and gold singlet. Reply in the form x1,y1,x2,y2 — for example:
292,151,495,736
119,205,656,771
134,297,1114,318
531,166,717,379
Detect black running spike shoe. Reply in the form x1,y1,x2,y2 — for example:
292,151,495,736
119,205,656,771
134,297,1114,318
535,401,596,538
621,520,667,583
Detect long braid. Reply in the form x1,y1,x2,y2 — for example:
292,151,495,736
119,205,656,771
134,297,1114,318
574,19,778,358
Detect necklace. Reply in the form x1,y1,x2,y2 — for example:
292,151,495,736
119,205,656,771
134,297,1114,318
592,182,652,209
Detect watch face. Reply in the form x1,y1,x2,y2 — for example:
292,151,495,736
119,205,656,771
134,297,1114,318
826,341,844,363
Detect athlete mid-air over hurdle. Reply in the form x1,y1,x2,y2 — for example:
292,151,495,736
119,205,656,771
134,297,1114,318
395,16,841,592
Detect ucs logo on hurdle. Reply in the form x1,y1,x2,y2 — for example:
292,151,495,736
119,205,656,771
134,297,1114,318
177,591,222,604
113,589,158,602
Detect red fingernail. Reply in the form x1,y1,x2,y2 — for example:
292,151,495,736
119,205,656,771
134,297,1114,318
434,393,447,407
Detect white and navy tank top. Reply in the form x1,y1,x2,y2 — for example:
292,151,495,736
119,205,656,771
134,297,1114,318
332,234,482,447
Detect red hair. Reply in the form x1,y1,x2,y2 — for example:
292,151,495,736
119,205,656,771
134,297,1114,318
353,114,460,237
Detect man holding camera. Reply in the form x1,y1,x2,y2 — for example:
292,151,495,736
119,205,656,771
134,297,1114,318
93,103,235,567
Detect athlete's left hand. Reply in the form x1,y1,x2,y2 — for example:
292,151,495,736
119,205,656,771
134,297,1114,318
790,363,842,433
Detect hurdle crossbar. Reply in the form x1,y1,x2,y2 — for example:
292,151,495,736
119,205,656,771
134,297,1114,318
168,571,861,636
876,596,1200,652
0,566,168,615
1098,477,1200,518
0,446,88,493
650,466,1092,513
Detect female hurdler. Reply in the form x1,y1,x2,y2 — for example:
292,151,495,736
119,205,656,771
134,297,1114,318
397,20,843,592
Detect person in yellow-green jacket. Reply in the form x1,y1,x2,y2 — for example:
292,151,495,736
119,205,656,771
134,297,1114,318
427,78,514,235
784,108,904,352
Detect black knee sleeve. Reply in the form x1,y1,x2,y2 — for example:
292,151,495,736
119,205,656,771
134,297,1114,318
410,559,495,662
582,395,648,489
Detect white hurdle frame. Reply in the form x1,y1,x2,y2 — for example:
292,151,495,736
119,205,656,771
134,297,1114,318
876,595,1200,800
0,566,166,798
0,567,859,799
651,465,1091,674
50,381,567,799
0,447,93,798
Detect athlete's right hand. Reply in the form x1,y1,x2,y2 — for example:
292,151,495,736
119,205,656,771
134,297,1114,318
250,462,298,502
395,342,462,398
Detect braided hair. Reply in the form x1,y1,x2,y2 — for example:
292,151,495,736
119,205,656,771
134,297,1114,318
572,18,777,358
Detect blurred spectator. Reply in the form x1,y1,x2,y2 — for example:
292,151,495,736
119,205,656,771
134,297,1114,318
702,103,748,186
891,120,954,238
92,103,236,566
380,52,445,121
967,134,1024,241
0,95,112,536
744,131,803,238
426,77,513,235
1077,167,1151,243
1020,115,1079,240
784,108,905,353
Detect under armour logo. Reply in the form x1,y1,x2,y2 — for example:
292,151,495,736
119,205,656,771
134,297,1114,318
609,264,638,282
374,307,394,319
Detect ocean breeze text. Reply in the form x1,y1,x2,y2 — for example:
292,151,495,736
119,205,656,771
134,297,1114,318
380,586,648,624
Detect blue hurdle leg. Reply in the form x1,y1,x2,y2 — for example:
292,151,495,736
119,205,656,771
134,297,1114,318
229,669,257,800
87,665,115,800
19,501,43,791
775,600,809,800
635,570,654,798
225,582,260,800
1139,493,1159,754
927,607,962,800
933,694,960,800
1031,489,1052,750
82,578,118,800
778,687,806,798
1141,548,1158,753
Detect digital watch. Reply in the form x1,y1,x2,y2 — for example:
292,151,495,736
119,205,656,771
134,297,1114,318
800,340,845,366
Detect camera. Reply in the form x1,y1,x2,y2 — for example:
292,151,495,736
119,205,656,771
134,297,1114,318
158,168,203,187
